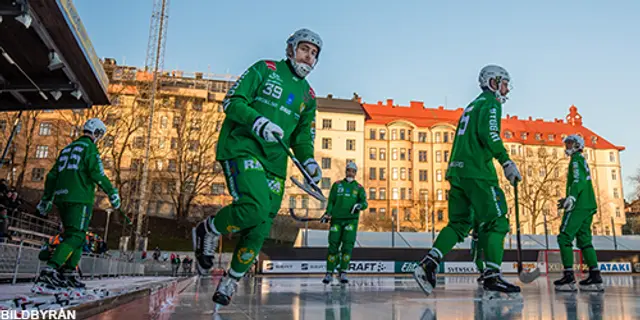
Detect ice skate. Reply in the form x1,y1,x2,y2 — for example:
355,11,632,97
482,269,521,300
554,270,577,292
31,267,68,295
192,219,219,276
212,274,238,312
476,273,485,286
579,269,604,292
322,273,333,285
339,272,349,284
62,269,86,289
413,253,439,296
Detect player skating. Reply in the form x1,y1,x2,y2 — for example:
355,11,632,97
34,119,120,294
321,162,368,285
553,134,604,292
192,28,323,310
413,65,522,298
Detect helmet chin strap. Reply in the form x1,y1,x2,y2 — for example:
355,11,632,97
288,45,315,78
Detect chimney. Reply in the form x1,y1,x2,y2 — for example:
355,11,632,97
386,99,394,106
195,72,203,79
512,116,518,120
377,101,382,106
410,101,424,109
528,116,533,121
438,105,444,110
506,114,510,119
327,94,333,99
536,118,543,122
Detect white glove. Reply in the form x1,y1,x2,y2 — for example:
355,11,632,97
110,192,121,210
350,203,362,214
252,116,284,143
303,158,322,184
557,196,576,211
320,214,330,224
36,200,52,216
502,160,522,186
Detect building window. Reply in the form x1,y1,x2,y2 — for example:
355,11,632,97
156,160,164,171
379,208,387,216
0,120,6,132
392,168,398,180
289,196,297,209
549,134,555,141
443,151,449,162
369,129,376,140
436,170,443,182
346,120,356,131
346,139,355,151
535,133,542,141
436,151,442,163
168,159,177,172
420,189,428,201
407,130,412,140
443,132,449,143
408,149,412,161
400,168,406,180
609,152,615,162
400,148,406,161
611,169,617,180
505,131,512,139
408,168,413,181
400,188,406,200
435,132,441,143
392,129,397,140
437,210,444,221
160,116,168,128
369,148,377,160
419,170,428,181
369,167,376,180
322,138,332,149
347,158,355,164
134,136,144,149
437,189,443,201
322,119,332,129
613,188,619,199
321,178,331,189
510,145,516,155
301,196,309,209
369,188,376,200
418,132,427,142
392,188,399,200
419,151,427,162
39,123,52,136
392,148,398,160
379,148,386,160
445,189,449,200
379,188,386,200
404,208,411,221
408,188,412,200
211,183,225,195
400,129,405,140
31,168,45,181
369,208,377,215
35,145,48,159
322,158,331,169
379,129,386,140
379,168,386,180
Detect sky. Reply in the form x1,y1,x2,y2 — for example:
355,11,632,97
74,0,640,200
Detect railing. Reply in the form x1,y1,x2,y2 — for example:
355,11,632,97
5,209,61,241
0,239,145,285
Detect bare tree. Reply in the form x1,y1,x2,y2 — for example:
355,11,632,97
14,111,43,189
507,147,565,234
360,213,393,232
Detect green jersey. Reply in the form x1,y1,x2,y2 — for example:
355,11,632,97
43,136,116,205
446,91,511,181
326,179,368,220
216,59,317,178
566,152,597,211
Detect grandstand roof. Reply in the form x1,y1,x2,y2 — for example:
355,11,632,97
0,0,109,111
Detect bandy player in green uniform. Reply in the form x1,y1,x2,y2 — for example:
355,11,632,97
553,134,604,292
321,162,368,285
413,65,523,297
34,119,120,294
192,28,323,308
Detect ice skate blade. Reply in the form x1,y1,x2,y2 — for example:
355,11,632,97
413,267,434,296
555,283,577,292
482,290,523,301
580,283,604,292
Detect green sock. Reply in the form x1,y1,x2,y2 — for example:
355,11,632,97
581,246,598,269
484,232,506,270
431,227,459,259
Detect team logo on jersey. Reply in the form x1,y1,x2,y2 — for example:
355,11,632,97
237,248,255,264
299,102,306,113
286,93,295,105
304,87,315,102
227,225,240,233
265,61,277,71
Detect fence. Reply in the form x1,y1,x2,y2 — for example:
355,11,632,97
0,239,144,285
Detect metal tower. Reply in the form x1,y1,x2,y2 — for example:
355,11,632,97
133,0,170,251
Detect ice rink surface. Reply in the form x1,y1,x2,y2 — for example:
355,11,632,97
165,275,640,319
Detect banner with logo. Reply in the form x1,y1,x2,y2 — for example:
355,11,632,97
394,261,445,273
597,262,631,273
261,260,395,274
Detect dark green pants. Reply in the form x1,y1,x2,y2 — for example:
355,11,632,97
212,157,285,277
48,203,92,270
432,177,509,271
558,209,598,268
326,219,358,273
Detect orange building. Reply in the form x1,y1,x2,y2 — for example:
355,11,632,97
362,99,625,236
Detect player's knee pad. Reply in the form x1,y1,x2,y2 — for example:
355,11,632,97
448,221,472,242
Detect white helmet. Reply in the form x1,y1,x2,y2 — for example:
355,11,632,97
346,162,357,172
563,134,584,156
479,65,511,104
286,28,322,78
83,118,107,142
